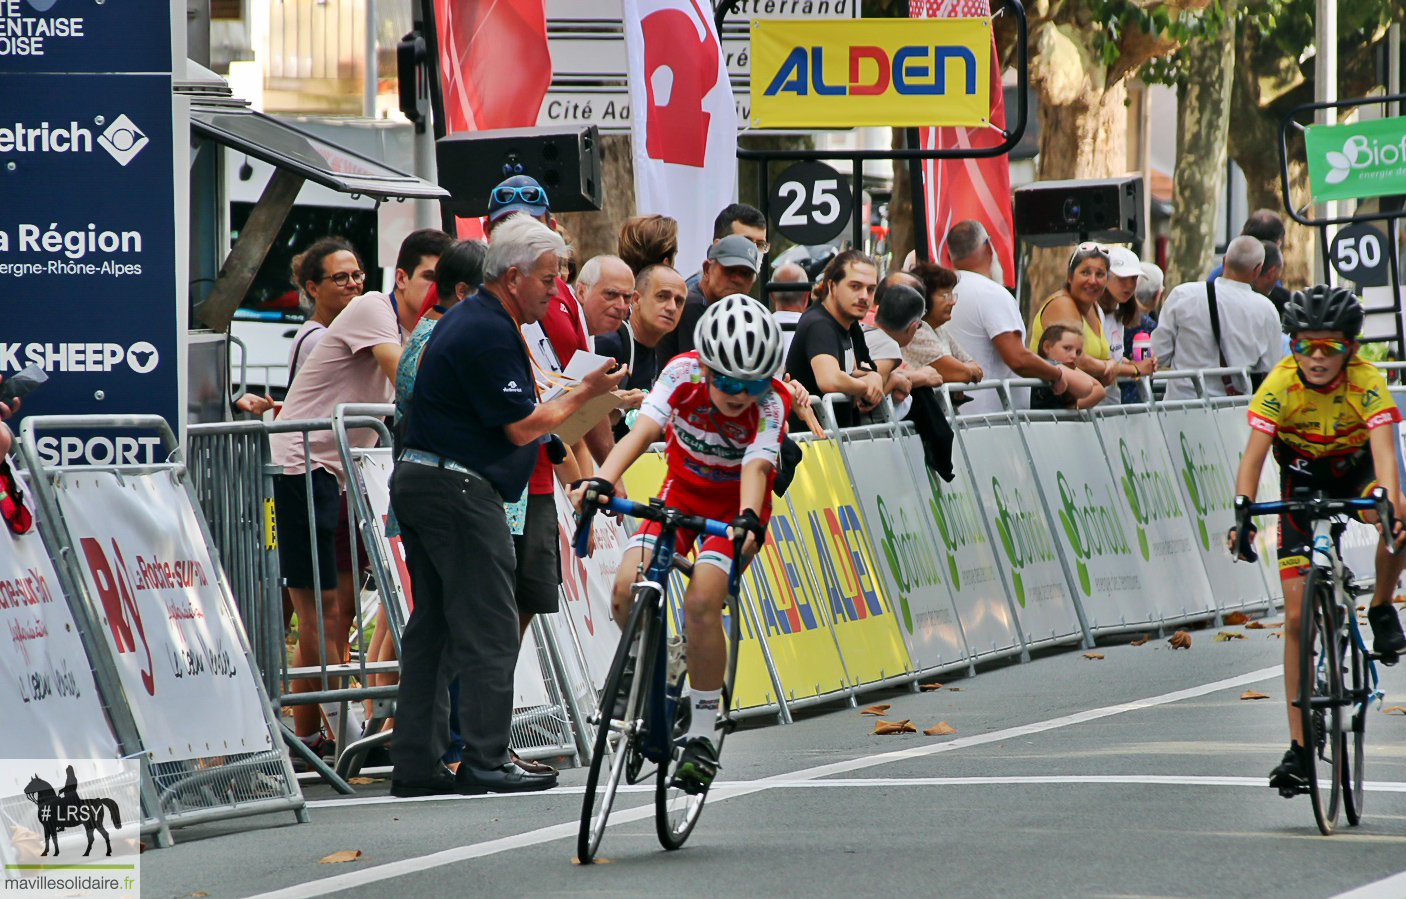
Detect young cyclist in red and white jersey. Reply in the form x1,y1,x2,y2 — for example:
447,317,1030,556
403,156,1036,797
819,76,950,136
572,293,789,794
1229,285,1406,792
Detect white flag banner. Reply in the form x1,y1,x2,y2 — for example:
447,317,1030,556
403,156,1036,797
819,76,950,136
624,0,738,275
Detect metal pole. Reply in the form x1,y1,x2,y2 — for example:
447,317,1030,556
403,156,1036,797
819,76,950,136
1313,0,1337,283
363,0,377,118
907,127,929,263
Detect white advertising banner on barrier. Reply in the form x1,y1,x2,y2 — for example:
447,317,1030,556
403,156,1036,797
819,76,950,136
1210,401,1283,602
957,420,1083,646
1094,409,1218,623
0,519,119,760
1155,404,1273,611
353,449,552,709
840,431,969,674
553,482,626,691
56,472,271,761
1021,418,1157,631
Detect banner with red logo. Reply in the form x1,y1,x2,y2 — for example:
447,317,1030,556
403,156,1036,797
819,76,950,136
56,472,272,761
912,0,1016,286
624,0,738,275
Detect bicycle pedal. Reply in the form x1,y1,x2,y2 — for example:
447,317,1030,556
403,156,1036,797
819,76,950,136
1276,785,1303,799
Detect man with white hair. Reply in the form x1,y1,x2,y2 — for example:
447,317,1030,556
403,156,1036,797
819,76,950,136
943,220,1065,414
389,215,625,798
1151,235,1280,400
1135,261,1164,313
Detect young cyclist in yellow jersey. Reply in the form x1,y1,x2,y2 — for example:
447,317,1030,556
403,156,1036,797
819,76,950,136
1229,285,1406,792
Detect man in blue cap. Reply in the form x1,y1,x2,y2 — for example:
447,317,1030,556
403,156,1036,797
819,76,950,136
486,174,553,236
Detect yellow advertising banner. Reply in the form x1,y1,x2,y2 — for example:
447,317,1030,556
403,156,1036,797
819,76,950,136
749,18,992,129
782,440,911,684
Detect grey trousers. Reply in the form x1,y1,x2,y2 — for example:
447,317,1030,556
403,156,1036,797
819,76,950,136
389,462,519,776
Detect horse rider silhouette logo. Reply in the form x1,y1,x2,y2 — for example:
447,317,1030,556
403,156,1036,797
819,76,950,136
23,765,122,857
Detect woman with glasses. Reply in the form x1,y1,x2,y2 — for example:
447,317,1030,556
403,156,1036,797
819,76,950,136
571,294,789,794
1029,242,1123,388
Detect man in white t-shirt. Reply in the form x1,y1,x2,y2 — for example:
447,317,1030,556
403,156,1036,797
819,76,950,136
942,221,1064,415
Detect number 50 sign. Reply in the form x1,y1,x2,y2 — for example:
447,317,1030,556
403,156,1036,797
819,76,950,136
1329,222,1390,288
767,161,854,246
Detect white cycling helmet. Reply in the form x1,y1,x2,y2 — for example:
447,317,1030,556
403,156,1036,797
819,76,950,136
694,293,785,381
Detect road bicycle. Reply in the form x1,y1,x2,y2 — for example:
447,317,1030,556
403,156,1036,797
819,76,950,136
572,494,745,863
1234,488,1397,835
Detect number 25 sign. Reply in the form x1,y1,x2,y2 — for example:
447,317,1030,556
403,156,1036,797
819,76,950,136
767,161,854,246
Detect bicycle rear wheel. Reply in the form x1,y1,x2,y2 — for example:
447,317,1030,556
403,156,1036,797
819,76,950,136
1299,568,1343,835
578,592,657,864
656,592,743,850
1342,613,1368,826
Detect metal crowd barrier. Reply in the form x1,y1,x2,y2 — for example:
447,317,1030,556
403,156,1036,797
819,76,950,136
18,414,305,844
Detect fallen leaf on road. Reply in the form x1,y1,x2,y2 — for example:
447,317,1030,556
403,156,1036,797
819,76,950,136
1383,707,1406,715
1245,621,1266,629
924,722,956,736
1169,631,1192,649
1358,604,1367,612
1083,652,1104,660
919,682,943,691
347,777,378,785
948,687,963,692
872,719,917,735
1214,631,1246,642
571,857,613,864
318,850,362,864
1240,690,1270,700
1267,632,1284,639
1224,611,1250,625
1130,635,1149,646
859,704,891,716
192,894,208,898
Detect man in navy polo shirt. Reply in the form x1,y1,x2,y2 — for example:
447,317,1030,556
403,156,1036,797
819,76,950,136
388,214,625,797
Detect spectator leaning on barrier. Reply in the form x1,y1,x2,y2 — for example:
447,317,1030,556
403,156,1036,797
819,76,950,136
1152,235,1281,401
388,215,625,798
863,284,946,418
268,227,448,758
943,220,1064,415
617,214,678,276
783,248,885,429
1030,243,1124,389
1119,260,1163,403
656,234,760,366
596,264,688,440
1100,246,1159,405
684,203,768,290
903,261,982,388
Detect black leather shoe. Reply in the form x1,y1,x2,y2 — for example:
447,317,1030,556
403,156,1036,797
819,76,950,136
457,762,558,794
389,764,461,798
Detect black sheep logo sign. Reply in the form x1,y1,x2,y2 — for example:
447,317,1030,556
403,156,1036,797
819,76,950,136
1,759,139,897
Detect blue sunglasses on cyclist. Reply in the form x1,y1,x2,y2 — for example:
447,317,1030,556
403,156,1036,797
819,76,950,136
710,371,772,396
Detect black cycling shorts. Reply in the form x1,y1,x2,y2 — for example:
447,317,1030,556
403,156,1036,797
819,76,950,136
1275,444,1376,580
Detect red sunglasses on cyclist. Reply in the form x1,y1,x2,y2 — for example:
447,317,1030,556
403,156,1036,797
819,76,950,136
1291,337,1351,357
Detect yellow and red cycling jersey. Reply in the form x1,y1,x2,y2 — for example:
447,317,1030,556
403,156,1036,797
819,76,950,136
1247,355,1400,459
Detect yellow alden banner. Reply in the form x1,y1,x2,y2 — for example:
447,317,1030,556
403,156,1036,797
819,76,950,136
749,18,992,129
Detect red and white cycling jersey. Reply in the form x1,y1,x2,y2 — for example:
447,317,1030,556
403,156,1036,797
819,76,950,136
638,352,790,490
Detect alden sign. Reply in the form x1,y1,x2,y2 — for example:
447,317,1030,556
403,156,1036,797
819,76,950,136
1305,117,1406,203
749,18,991,128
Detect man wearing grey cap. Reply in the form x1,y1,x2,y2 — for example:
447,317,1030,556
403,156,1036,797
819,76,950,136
654,233,760,367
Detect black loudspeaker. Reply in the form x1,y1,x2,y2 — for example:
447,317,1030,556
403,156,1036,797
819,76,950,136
1013,175,1144,247
435,125,602,217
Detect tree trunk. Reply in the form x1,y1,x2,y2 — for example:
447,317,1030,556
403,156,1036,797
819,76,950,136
888,128,914,273
554,133,634,267
1021,81,1129,317
1165,0,1237,291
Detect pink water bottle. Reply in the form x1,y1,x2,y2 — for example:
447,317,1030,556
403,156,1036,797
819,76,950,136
1132,332,1151,361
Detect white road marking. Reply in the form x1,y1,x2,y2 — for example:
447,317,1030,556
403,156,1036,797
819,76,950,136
249,665,1280,899
1332,868,1406,898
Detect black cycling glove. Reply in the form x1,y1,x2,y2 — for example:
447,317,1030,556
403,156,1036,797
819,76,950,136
729,508,766,544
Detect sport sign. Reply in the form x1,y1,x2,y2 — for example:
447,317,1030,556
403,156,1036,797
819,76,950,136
1305,116,1406,203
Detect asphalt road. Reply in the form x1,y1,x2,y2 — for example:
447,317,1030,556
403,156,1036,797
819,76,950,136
142,619,1406,899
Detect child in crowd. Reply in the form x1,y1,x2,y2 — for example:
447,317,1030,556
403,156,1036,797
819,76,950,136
1031,323,1105,410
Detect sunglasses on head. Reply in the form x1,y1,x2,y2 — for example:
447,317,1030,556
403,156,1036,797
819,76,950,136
1291,337,1350,357
711,372,772,396
1068,241,1110,267
491,184,545,206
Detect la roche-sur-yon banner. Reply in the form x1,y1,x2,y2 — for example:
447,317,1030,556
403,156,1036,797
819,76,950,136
1,0,178,467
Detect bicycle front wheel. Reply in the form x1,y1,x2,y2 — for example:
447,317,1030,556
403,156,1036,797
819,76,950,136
656,591,743,850
1343,608,1368,826
578,591,657,863
1299,568,1344,835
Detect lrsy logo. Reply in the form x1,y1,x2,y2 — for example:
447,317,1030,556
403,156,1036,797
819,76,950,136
991,478,1055,608
1323,133,1406,185
1056,472,1131,596
1118,439,1185,561
762,44,978,98
24,765,123,857
0,115,148,166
